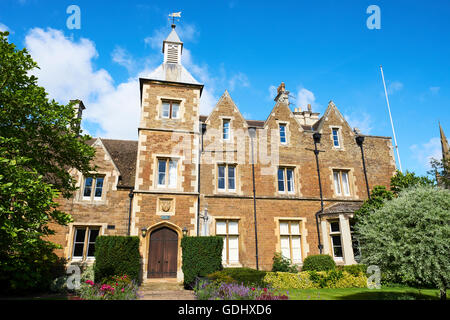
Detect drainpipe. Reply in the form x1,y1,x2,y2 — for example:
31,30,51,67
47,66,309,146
249,127,259,270
196,122,207,236
127,189,134,236
356,135,371,200
313,132,324,254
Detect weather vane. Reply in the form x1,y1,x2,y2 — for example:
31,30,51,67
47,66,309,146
168,12,181,27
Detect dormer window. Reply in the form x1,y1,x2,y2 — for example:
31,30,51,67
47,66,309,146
83,176,104,201
161,100,180,119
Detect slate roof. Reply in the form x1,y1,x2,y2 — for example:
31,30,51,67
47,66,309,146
323,202,362,214
87,138,138,188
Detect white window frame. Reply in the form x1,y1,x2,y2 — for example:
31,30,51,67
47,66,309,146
222,119,231,141
161,100,180,119
279,123,287,144
217,164,236,192
71,226,101,261
216,220,239,265
329,220,343,261
278,167,295,194
332,128,341,148
279,220,302,264
333,170,351,196
157,158,179,189
82,176,104,201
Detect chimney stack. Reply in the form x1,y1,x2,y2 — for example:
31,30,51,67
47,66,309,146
274,82,289,104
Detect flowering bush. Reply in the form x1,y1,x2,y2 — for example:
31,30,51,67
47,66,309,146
78,274,141,300
264,271,367,289
194,279,288,300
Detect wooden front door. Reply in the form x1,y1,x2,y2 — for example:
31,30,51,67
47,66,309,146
148,227,178,278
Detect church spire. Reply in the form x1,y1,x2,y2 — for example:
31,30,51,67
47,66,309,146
440,122,449,162
163,24,183,65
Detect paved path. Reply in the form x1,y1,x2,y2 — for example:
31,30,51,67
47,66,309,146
139,279,196,300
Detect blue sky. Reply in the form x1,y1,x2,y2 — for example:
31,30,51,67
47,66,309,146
1,0,449,176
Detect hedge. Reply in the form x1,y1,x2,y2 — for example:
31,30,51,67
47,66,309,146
94,236,141,283
181,236,223,288
207,268,267,287
264,271,367,289
301,254,336,272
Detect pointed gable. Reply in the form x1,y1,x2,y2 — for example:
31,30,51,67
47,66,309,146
204,90,247,128
314,101,354,134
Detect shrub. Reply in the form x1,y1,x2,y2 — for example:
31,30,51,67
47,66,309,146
301,254,336,272
208,268,267,287
94,236,141,283
264,271,319,289
271,252,299,273
181,236,223,288
336,264,367,277
264,271,367,289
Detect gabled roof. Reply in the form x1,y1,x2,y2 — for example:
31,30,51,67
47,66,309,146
313,101,354,134
203,90,248,127
87,138,138,188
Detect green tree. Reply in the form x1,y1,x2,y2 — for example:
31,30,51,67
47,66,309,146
356,185,450,299
428,157,450,189
390,170,435,195
0,31,95,293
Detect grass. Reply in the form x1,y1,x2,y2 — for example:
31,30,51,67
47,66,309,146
288,286,448,300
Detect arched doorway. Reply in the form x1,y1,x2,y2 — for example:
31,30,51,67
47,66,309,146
148,227,178,278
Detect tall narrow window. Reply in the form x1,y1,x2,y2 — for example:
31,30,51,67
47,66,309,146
279,220,302,264
161,100,180,119
333,170,351,196
329,221,343,260
157,158,178,188
278,167,295,193
279,124,287,144
216,220,239,265
218,164,236,192
223,119,230,140
72,226,100,260
83,176,104,201
332,128,340,147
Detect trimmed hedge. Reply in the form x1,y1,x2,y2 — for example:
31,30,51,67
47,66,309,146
94,236,141,283
207,268,267,287
336,264,367,277
264,271,367,289
301,254,336,272
181,236,223,288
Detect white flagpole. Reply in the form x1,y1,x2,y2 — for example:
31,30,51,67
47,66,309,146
380,65,403,172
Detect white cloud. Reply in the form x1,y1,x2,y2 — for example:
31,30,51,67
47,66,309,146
111,46,135,73
0,23,9,32
387,81,403,94
430,86,440,95
410,137,442,170
267,85,277,100
344,112,373,134
25,27,140,140
228,72,249,91
296,87,316,109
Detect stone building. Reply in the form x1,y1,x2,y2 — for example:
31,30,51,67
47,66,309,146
50,25,397,282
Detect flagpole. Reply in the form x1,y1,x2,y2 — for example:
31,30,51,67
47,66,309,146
380,65,403,172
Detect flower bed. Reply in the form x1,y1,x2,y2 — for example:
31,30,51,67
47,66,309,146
78,274,140,300
194,280,288,300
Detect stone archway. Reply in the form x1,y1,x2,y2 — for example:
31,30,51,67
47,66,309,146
147,226,178,278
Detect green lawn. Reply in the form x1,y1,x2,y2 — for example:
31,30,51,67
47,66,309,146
288,287,447,300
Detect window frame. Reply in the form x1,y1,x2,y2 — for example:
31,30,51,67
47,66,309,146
71,226,101,261
329,220,343,261
277,167,295,194
82,176,105,201
332,128,341,148
222,119,231,141
333,170,351,196
279,123,287,144
216,219,239,265
217,163,237,192
161,100,181,119
156,157,179,189
279,220,302,264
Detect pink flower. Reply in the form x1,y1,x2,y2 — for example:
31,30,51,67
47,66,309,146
264,288,268,293
121,288,125,292
85,280,94,286
251,288,255,291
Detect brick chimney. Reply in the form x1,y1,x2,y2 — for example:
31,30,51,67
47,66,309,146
274,82,289,104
